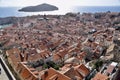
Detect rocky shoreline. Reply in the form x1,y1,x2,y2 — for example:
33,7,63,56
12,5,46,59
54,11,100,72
0,17,18,25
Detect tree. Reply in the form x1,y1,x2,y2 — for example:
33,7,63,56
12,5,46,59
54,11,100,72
43,61,60,70
94,60,103,71
28,59,44,68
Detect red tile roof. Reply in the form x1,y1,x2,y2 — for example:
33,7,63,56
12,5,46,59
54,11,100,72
6,48,21,67
92,72,109,80
41,68,71,80
18,62,38,80
74,64,90,78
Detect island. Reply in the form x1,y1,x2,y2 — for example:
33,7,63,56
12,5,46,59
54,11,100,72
18,3,58,12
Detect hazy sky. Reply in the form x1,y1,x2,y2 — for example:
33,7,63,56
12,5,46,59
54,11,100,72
0,0,120,7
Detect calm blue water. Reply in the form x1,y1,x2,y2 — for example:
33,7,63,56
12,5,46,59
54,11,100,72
0,6,120,17
74,6,120,13
0,7,25,17
0,7,71,17
0,24,13,28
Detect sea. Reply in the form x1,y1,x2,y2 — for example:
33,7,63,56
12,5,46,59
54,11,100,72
0,6,120,17
74,6,120,13
0,24,13,28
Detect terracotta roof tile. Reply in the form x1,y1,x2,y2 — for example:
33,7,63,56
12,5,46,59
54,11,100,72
41,68,71,80
74,64,90,77
6,48,21,67
18,62,38,80
92,72,109,80
53,54,61,61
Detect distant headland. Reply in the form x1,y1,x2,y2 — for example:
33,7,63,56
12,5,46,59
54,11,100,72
18,3,58,12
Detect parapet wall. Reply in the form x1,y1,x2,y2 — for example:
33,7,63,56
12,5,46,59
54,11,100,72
0,56,16,80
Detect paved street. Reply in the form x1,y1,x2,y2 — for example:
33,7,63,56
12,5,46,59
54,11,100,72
0,63,9,80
